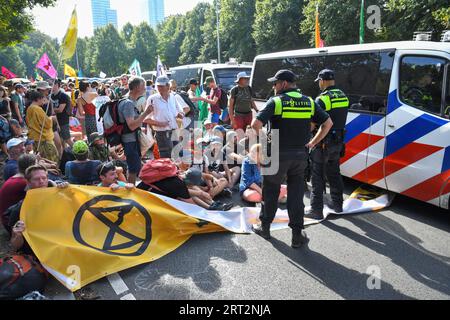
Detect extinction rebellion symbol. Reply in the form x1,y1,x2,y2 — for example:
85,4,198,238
73,195,152,256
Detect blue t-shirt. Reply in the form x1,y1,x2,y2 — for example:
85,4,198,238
65,160,102,185
239,156,261,194
3,159,18,181
97,181,126,188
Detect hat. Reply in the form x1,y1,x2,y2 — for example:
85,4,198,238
204,76,215,85
315,69,335,82
155,76,170,86
210,136,223,146
25,139,35,146
189,79,198,85
89,132,104,145
72,140,89,155
36,81,52,90
6,138,25,150
234,71,250,83
14,83,25,90
184,168,206,186
203,118,213,126
267,70,298,83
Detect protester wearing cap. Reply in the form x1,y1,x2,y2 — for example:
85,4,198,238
229,72,258,132
26,90,60,164
88,132,110,163
306,69,349,221
118,76,153,185
65,140,102,185
187,78,203,125
198,76,222,125
10,83,26,125
251,69,333,248
145,75,184,159
3,138,26,181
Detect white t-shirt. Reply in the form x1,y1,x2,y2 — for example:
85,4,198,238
146,93,183,132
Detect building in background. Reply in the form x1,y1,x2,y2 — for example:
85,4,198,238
91,0,118,30
147,0,165,28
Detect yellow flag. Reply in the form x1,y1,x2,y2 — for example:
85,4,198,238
61,8,78,61
64,63,77,77
21,186,225,291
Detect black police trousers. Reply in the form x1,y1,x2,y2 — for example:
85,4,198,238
310,140,344,212
259,158,308,231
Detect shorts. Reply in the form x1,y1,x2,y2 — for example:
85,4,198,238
123,141,142,174
211,113,220,124
233,112,253,131
59,124,71,141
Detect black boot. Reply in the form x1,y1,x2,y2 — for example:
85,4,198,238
304,209,324,220
252,223,271,240
330,203,343,213
292,229,309,248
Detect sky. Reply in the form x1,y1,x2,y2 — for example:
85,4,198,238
32,0,212,40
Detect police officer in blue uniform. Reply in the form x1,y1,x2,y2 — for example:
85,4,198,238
306,69,349,220
251,70,333,248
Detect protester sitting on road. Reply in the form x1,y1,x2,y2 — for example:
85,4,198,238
97,161,134,191
0,154,37,234
240,144,287,203
3,138,25,181
65,140,101,185
7,165,68,255
182,168,233,211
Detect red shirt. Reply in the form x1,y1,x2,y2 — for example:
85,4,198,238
0,176,27,226
209,87,222,115
84,102,96,116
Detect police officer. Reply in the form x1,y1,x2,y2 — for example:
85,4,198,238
251,70,333,248
306,69,349,220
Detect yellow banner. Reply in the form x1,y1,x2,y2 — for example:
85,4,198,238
64,63,77,78
61,8,78,61
21,186,225,291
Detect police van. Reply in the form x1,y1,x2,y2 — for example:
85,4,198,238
251,40,450,210
170,61,252,92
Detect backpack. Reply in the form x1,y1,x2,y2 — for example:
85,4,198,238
218,87,228,110
0,115,12,144
139,158,178,185
0,255,48,300
98,99,127,147
177,91,196,117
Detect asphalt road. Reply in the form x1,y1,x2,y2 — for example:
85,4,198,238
81,178,450,300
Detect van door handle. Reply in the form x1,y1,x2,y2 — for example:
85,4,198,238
388,124,395,129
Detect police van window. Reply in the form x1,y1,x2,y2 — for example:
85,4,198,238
325,52,388,114
252,56,324,101
171,68,199,91
444,65,450,119
400,55,445,116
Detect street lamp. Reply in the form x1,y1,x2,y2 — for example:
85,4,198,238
215,0,221,64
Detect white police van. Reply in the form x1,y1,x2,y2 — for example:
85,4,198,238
251,40,450,209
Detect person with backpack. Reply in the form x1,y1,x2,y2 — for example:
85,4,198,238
229,72,258,131
118,76,153,184
198,77,224,126
50,79,73,149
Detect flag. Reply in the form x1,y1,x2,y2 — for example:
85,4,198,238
99,71,107,79
61,8,78,61
156,56,167,77
128,59,142,77
360,0,365,44
36,53,58,79
21,186,225,291
35,70,43,82
1,66,17,79
64,63,77,78
315,4,325,48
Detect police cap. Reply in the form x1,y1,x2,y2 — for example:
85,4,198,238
315,69,335,82
267,70,298,83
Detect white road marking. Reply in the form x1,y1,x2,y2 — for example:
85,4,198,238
107,273,136,300
120,293,136,300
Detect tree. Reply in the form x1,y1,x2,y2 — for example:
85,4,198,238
197,2,218,63
179,2,210,64
129,22,158,71
0,46,26,77
89,24,128,76
220,0,257,63
157,15,186,68
0,0,57,47
121,23,135,43
253,0,308,54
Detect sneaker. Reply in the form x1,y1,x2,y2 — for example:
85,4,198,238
304,209,324,220
220,188,233,198
208,201,223,211
330,203,343,213
292,230,309,248
221,202,234,211
252,223,271,240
